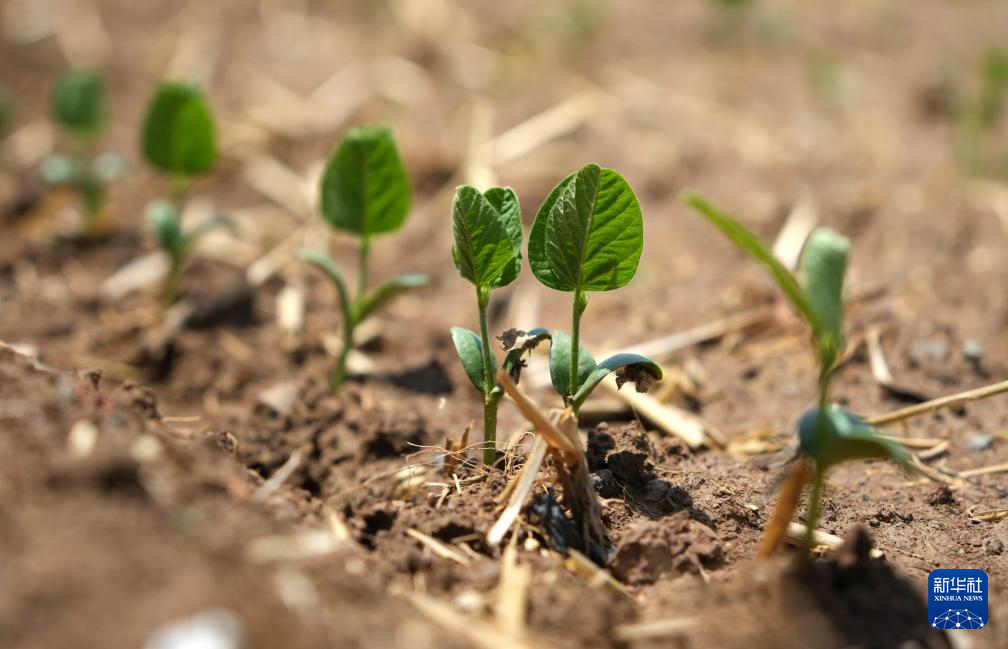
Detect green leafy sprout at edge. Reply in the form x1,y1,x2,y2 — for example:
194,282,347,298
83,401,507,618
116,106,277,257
299,125,428,393
686,193,908,553
41,69,125,233
140,81,229,304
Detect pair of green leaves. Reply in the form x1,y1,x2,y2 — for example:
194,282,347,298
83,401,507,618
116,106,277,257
449,163,661,409
141,82,216,179
685,195,848,386
451,185,522,290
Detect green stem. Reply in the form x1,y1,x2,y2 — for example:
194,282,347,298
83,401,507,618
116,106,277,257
332,315,353,392
164,253,182,305
477,287,498,464
483,395,499,466
804,467,825,555
332,236,372,393
569,289,586,412
357,236,371,299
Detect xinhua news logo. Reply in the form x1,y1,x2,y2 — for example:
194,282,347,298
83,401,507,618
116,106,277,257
928,569,988,630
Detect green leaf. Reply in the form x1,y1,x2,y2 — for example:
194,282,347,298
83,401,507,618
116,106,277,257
685,193,823,335
800,228,849,370
531,164,643,292
451,326,490,395
483,187,522,287
145,200,182,254
797,405,909,471
451,185,517,288
528,172,575,289
39,154,83,185
141,82,217,177
297,249,351,327
354,273,428,323
571,353,662,409
53,70,105,139
319,125,411,236
549,329,596,397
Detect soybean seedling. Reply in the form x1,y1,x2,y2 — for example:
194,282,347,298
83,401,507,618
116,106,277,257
450,184,549,465
686,194,908,556
529,164,662,416
299,126,427,393
140,81,229,304
40,70,125,235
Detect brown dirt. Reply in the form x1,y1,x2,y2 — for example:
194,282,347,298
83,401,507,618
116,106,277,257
2,1,1008,648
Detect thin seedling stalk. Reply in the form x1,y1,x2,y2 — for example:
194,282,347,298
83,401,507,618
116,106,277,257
477,286,498,465
569,290,586,412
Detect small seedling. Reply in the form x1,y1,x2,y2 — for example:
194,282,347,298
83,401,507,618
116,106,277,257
528,163,662,415
40,69,124,234
686,194,908,555
449,184,548,465
300,126,427,393
957,48,1008,176
140,81,227,304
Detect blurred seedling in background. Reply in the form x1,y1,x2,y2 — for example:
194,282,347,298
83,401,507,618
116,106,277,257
686,195,908,556
40,70,125,236
0,84,10,135
450,184,548,465
957,48,1008,177
141,81,230,305
300,126,427,393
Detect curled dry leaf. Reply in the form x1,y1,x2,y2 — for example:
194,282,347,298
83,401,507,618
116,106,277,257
497,328,551,384
615,364,658,393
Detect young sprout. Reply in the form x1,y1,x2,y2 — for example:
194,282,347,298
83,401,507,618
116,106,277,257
450,184,546,465
40,69,125,234
958,48,1008,175
140,81,226,304
529,164,662,416
686,194,908,554
299,126,427,393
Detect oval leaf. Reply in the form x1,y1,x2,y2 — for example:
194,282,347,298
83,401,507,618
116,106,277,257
141,82,216,177
53,70,105,139
798,405,909,471
528,172,575,289
320,125,410,236
451,327,490,395
532,164,643,292
484,187,523,287
571,353,662,409
549,329,596,397
451,185,517,288
800,228,849,369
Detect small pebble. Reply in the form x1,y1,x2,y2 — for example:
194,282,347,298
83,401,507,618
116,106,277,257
144,608,243,649
985,538,1004,556
966,434,994,453
912,340,948,361
868,517,880,528
962,339,983,363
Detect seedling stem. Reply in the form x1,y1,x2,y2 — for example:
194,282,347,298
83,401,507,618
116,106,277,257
569,289,586,412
